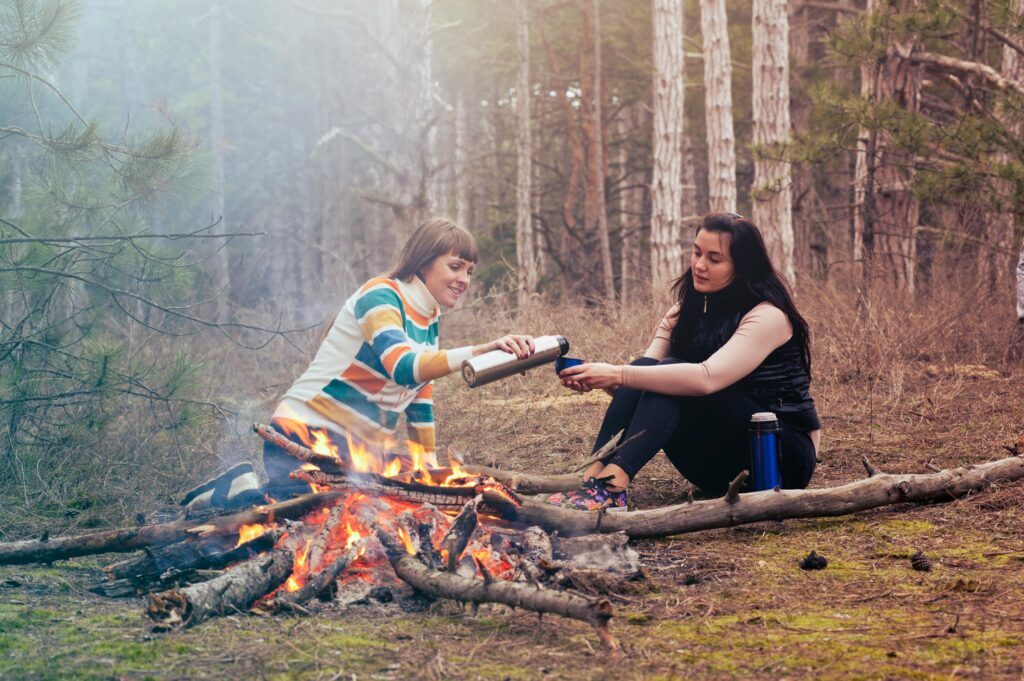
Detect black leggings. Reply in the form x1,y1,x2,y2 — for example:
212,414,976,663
261,420,351,500
595,358,817,495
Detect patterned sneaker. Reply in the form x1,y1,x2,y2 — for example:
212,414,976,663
544,476,628,512
179,462,264,511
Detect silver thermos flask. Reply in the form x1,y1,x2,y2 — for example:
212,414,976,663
461,335,569,388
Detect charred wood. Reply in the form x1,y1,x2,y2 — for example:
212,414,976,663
375,529,619,652
93,530,283,598
266,541,363,613
0,490,347,565
147,546,295,630
440,495,479,571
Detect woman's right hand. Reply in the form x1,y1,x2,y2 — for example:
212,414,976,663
488,334,535,359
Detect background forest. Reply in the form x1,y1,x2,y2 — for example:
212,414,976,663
3,2,1024,679
2,0,1022,538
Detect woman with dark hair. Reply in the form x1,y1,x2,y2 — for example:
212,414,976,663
547,213,820,511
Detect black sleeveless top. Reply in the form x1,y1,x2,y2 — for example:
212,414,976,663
669,287,821,432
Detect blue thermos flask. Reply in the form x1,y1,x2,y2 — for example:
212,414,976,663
749,412,782,491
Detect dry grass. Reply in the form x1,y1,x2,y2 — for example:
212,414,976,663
2,275,1023,679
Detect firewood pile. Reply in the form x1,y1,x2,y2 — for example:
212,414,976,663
0,425,1021,654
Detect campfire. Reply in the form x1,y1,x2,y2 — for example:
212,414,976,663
1,426,1021,656
135,420,624,650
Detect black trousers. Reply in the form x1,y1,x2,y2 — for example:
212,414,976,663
261,420,351,500
595,358,817,495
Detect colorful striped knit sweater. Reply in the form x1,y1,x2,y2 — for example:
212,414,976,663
273,276,473,464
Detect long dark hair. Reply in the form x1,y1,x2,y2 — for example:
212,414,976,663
670,213,812,375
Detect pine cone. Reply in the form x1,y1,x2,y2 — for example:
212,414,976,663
910,549,932,572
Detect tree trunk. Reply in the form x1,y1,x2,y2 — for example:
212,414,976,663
752,0,795,283
592,0,615,303
853,0,921,292
616,105,642,309
650,0,687,303
454,91,474,229
208,0,231,317
1001,0,1024,318
516,0,538,308
700,0,737,214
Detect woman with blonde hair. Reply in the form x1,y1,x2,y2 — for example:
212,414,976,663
183,218,533,508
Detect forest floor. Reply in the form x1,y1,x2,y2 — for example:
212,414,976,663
2,295,1024,680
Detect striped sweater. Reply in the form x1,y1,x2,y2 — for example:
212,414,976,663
273,276,473,464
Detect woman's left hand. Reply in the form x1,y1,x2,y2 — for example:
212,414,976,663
559,362,625,390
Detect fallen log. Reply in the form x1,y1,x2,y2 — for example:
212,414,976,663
0,490,347,565
147,545,295,630
514,453,1024,538
375,529,618,652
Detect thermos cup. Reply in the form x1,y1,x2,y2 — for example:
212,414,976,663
461,335,569,388
749,412,782,491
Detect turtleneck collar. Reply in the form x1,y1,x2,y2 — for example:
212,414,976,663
397,275,441,319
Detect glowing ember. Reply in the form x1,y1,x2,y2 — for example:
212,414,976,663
236,523,268,548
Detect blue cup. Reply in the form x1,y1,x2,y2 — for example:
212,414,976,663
555,356,584,374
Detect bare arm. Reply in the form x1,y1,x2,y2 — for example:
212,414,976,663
620,303,792,395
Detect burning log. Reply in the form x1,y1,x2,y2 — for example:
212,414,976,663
515,452,1024,538
253,422,347,474
147,545,295,630
374,529,619,652
93,529,284,598
439,496,480,572
265,541,364,613
291,469,522,519
0,490,347,565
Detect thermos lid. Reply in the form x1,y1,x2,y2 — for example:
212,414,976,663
750,411,778,423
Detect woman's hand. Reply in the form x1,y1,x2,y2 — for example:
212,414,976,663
489,334,535,359
559,362,625,391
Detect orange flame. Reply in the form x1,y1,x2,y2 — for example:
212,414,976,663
382,457,402,478
236,523,267,548
396,526,416,555
284,538,312,592
345,432,378,474
344,522,363,550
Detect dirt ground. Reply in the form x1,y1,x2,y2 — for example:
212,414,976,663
2,297,1023,680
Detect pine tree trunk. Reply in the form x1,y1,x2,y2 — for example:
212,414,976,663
617,106,638,309
853,0,921,292
651,0,687,303
700,0,737,214
516,0,537,307
593,0,615,303
752,0,795,284
1000,0,1024,315
454,91,474,229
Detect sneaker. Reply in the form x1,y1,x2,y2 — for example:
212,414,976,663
179,462,264,511
543,476,628,512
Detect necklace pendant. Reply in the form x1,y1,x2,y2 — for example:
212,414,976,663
703,296,708,313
